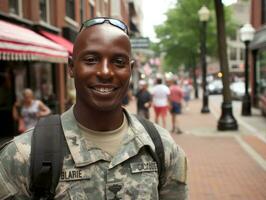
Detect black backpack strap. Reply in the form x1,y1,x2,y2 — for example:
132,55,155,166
30,114,64,200
136,116,166,190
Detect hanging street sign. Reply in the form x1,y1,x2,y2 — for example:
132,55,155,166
130,37,150,49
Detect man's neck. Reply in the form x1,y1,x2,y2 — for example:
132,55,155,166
73,103,124,132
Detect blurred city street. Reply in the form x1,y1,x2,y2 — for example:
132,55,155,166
126,95,266,200
1,0,266,199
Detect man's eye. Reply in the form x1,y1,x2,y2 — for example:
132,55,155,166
114,58,127,67
84,56,98,64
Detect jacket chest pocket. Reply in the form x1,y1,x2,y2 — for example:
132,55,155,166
58,167,102,200
59,180,106,200
105,174,159,200
54,181,89,200
68,183,89,200
121,161,159,200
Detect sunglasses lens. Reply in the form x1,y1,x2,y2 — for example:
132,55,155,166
80,18,128,34
109,19,128,33
84,18,105,28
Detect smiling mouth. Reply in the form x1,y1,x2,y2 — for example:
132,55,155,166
92,87,116,94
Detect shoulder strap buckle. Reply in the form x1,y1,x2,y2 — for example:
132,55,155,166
30,114,64,200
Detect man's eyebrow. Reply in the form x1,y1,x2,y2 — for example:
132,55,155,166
113,52,130,58
78,50,100,57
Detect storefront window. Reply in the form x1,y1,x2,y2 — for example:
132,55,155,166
13,62,27,100
0,65,13,107
0,62,17,136
262,0,266,25
257,51,266,95
29,63,57,113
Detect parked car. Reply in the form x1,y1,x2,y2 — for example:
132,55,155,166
230,81,245,100
207,79,223,94
259,90,266,116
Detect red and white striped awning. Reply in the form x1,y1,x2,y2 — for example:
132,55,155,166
0,20,68,63
39,30,73,55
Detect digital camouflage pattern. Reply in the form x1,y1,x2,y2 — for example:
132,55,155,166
0,107,188,199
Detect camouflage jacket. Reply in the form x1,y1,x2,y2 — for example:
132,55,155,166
0,107,188,200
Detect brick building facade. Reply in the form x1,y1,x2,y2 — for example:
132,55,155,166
0,0,141,138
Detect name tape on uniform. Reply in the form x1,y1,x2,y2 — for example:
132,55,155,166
130,162,158,173
60,168,90,182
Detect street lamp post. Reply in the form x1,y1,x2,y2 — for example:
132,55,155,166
198,6,210,113
215,0,238,131
240,24,255,116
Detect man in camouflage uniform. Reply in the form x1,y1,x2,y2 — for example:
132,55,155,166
0,17,188,199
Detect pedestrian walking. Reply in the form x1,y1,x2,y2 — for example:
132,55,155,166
135,80,152,119
122,82,133,106
0,17,188,199
12,88,51,133
182,80,192,110
151,77,170,128
122,89,132,106
169,78,183,134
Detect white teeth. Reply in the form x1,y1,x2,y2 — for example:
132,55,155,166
95,88,114,93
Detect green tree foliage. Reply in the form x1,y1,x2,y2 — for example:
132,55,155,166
154,0,237,72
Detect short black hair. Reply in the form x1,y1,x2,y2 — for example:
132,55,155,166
156,78,162,84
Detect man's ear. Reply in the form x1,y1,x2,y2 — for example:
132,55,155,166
130,59,135,71
68,56,74,78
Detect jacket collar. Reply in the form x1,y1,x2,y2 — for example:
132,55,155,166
61,106,155,168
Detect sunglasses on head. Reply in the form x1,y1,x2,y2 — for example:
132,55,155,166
79,17,129,35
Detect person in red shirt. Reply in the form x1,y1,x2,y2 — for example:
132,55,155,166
169,78,183,134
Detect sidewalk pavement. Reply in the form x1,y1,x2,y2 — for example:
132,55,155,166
125,98,266,200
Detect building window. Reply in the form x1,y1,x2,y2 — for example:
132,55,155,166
96,0,100,12
99,1,104,14
111,0,121,19
240,48,244,60
66,0,75,20
262,0,266,24
104,1,109,15
229,31,237,41
80,0,84,22
230,48,237,60
9,0,22,16
39,0,50,23
89,2,95,18
231,64,239,69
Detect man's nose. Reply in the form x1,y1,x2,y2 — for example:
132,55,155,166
97,59,114,78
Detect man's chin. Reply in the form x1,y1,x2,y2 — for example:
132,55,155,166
91,102,121,112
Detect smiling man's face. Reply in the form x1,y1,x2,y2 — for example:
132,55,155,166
69,23,133,112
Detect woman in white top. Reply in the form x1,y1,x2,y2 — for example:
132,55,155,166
12,88,51,132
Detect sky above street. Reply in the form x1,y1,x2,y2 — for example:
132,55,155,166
142,0,175,42
142,0,238,42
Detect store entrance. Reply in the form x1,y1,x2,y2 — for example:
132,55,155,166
0,64,16,138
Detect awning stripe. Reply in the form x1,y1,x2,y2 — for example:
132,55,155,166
0,41,68,57
0,53,67,62
39,31,73,54
0,20,68,63
0,38,67,52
